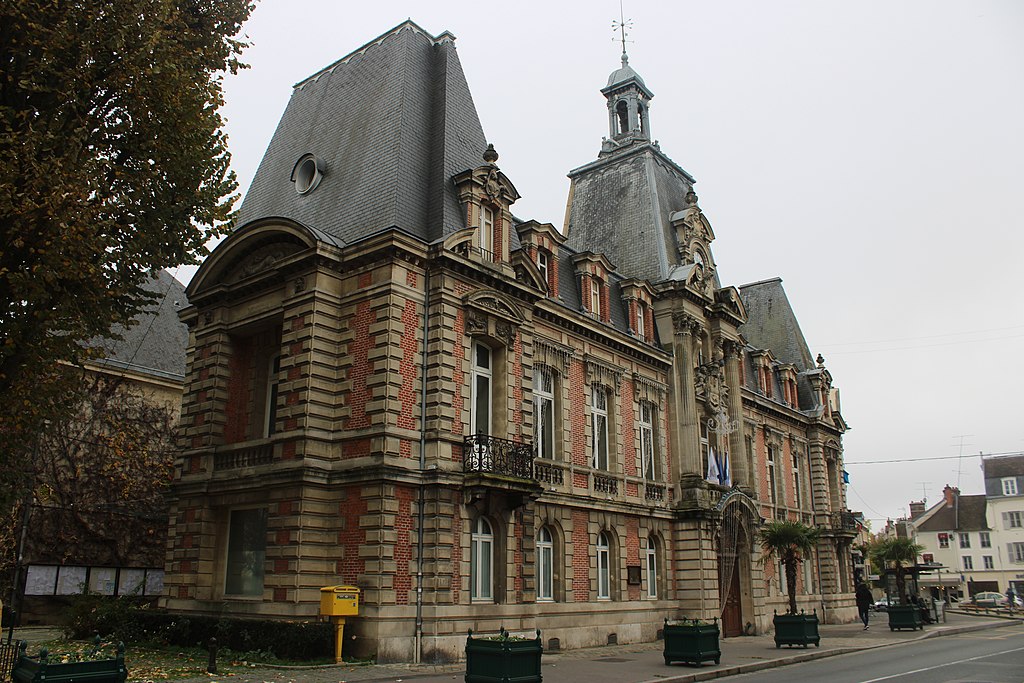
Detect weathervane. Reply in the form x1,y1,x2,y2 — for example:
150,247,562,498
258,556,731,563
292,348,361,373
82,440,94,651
612,0,633,59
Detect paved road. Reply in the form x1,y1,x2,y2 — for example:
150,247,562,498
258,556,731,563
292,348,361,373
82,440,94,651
719,624,1024,682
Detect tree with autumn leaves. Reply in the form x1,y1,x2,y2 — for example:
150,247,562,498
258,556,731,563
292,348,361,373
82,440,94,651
0,0,254,507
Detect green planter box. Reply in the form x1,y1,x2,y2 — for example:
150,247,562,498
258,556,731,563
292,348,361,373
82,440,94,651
663,618,721,666
887,604,924,631
773,611,820,648
12,641,128,683
465,628,542,683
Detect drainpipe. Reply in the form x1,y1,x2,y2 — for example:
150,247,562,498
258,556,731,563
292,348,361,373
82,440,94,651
414,262,431,664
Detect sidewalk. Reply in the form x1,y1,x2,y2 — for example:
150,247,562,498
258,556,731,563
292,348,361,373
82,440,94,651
169,611,1021,683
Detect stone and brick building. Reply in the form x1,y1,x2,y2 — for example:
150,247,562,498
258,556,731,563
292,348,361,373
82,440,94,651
163,21,855,662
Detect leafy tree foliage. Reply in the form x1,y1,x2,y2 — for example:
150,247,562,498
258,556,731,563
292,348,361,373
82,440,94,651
760,520,821,614
870,537,924,604
0,0,253,502
0,370,177,599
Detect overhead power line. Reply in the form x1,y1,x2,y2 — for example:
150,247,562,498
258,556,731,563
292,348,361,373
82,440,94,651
846,450,1023,465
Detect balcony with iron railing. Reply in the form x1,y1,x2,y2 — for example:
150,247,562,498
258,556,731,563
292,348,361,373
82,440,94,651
463,434,542,508
831,509,860,536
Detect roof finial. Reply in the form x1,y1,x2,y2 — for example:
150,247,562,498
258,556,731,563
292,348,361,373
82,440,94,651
612,0,633,65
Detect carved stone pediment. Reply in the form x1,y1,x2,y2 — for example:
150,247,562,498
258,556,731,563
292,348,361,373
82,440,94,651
464,290,525,350
227,243,304,282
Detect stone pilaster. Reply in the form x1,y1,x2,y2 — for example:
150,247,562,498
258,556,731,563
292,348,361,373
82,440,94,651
723,341,748,488
670,312,702,478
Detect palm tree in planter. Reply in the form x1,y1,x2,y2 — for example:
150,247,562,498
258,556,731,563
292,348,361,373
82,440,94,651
760,520,821,648
870,537,925,631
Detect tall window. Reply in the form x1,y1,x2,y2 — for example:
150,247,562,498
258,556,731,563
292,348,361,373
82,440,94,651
537,527,554,601
767,445,778,504
265,354,281,437
535,366,555,460
1005,511,1023,529
471,517,494,601
778,560,787,595
635,302,646,340
591,385,609,470
639,401,657,479
470,342,492,436
983,555,994,569
645,537,658,599
962,556,973,571
590,278,602,318
791,452,801,508
537,251,549,287
597,532,611,599
1010,543,1024,563
980,532,991,548
224,508,267,597
480,207,494,256
1003,478,1019,496
959,533,971,549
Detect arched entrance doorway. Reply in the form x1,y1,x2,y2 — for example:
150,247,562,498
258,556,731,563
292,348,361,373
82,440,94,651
716,496,758,637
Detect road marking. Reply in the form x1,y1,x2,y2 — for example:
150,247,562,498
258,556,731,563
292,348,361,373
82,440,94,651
860,645,1024,683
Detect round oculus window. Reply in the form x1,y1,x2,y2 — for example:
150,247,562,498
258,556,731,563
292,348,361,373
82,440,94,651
293,155,322,195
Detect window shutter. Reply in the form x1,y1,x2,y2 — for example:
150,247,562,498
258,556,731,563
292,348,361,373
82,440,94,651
1004,511,1011,528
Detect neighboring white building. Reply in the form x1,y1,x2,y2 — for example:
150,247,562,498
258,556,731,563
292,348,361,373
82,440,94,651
908,455,1024,602
982,454,1024,598
910,485,988,600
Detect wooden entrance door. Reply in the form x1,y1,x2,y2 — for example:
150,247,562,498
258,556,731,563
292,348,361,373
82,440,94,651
722,556,743,637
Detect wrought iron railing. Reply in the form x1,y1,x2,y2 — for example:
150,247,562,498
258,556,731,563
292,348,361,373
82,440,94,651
463,434,534,479
832,510,859,533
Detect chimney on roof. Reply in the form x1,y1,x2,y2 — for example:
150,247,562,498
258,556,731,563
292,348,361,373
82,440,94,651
909,500,926,518
943,485,959,508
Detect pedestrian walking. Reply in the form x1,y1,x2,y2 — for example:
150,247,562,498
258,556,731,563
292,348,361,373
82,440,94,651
1006,586,1016,613
856,582,873,629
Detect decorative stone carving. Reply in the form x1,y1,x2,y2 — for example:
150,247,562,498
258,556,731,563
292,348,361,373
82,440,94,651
495,321,516,350
466,309,488,334
695,362,729,412
535,337,574,376
584,356,623,394
671,311,702,337
632,373,668,403
231,243,301,282
294,276,305,294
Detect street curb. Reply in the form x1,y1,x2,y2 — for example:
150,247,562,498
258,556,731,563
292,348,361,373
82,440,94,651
635,618,1022,683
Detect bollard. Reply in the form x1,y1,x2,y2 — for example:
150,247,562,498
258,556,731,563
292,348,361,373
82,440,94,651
207,637,218,674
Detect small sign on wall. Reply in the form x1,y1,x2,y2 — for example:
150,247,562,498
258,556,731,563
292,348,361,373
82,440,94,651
627,566,642,585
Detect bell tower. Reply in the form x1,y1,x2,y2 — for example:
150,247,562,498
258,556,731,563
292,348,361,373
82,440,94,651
602,53,653,145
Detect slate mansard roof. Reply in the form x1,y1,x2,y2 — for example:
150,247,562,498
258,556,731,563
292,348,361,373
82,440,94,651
564,142,697,284
236,21,488,245
94,269,189,380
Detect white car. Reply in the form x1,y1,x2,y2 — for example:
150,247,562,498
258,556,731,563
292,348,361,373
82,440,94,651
972,591,1008,607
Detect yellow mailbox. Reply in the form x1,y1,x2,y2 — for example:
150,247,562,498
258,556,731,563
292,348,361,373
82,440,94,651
320,585,360,616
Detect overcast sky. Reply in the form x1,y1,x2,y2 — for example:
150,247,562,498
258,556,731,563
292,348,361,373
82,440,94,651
193,0,1024,527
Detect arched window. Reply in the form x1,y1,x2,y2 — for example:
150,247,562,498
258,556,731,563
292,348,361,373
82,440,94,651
537,526,554,601
535,366,556,460
597,531,611,599
471,517,494,601
616,100,629,136
645,536,659,599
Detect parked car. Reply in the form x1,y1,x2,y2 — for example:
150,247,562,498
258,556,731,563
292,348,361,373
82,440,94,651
971,591,1008,607
873,597,895,611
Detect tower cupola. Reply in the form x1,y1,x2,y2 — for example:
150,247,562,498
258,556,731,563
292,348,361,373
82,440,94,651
601,53,653,144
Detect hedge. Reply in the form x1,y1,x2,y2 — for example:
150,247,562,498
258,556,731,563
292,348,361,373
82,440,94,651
64,596,333,661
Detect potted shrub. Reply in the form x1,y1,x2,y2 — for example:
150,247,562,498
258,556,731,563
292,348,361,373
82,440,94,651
465,627,542,683
663,617,721,666
760,520,821,648
870,537,925,631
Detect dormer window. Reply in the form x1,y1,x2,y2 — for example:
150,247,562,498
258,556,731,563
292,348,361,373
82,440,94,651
537,250,549,287
480,206,494,259
635,301,646,340
590,278,602,318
